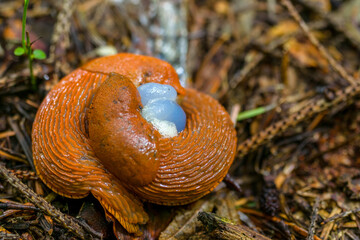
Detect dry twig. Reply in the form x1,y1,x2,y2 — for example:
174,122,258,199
7,117,34,170
307,197,320,240
198,211,271,240
48,0,74,64
0,163,102,240
235,1,360,158
239,208,322,240
10,169,38,180
280,0,357,85
321,207,360,225
297,0,360,51
237,80,360,157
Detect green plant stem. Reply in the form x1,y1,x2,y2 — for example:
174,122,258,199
26,32,35,90
28,52,35,90
15,0,45,90
237,104,276,121
22,0,29,50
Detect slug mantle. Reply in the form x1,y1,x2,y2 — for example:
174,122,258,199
32,53,237,235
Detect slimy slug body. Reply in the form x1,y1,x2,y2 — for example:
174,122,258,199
32,53,237,235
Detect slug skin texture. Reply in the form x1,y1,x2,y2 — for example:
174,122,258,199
32,53,237,235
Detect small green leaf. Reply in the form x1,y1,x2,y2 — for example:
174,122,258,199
33,49,46,60
14,47,25,56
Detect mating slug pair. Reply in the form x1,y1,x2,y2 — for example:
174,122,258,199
32,53,237,235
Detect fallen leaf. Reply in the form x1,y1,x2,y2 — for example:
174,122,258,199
265,20,298,43
159,198,215,240
285,38,329,71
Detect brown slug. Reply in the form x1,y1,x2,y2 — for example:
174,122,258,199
32,53,237,235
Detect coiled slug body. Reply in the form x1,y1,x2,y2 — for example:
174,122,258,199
32,53,237,234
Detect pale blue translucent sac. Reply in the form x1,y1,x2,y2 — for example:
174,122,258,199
142,99,186,132
137,83,177,105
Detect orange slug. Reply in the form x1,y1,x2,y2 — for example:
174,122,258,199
32,53,237,235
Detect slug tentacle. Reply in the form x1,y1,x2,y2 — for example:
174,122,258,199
32,53,237,235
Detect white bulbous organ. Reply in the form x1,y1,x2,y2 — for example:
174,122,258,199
138,83,186,138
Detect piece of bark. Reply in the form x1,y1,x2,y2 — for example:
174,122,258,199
198,212,271,240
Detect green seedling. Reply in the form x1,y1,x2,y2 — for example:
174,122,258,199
14,0,46,90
